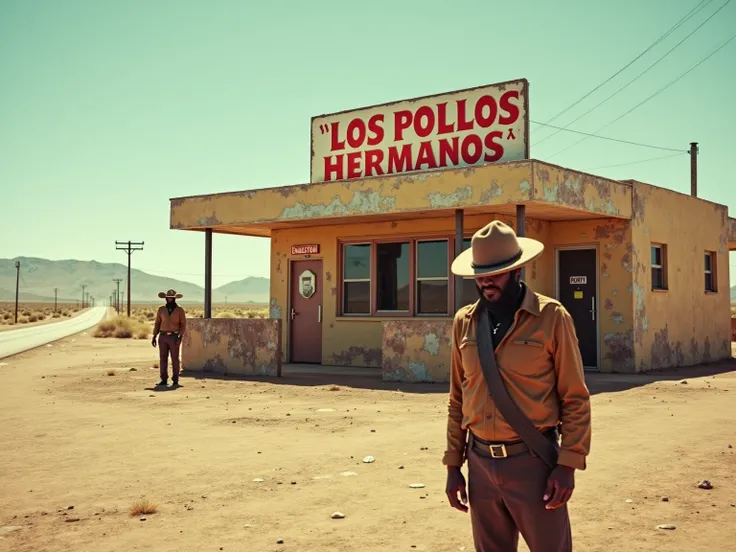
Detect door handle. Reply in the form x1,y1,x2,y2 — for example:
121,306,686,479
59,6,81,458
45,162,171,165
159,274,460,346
318,305,322,323
291,308,296,321
590,297,595,321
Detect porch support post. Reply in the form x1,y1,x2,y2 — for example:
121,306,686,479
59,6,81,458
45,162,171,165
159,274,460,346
516,204,526,281
454,209,464,313
204,229,213,319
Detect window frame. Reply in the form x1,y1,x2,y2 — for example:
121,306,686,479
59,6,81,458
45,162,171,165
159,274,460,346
341,242,372,316
704,251,717,293
337,233,461,318
415,238,451,316
650,243,668,291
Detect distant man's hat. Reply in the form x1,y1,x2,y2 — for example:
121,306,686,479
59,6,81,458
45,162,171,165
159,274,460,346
158,289,183,299
451,220,544,278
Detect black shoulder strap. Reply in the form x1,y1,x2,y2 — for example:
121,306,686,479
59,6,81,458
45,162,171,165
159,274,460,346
475,308,559,468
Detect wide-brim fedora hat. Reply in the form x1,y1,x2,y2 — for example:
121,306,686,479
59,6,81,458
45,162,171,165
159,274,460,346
158,289,183,299
451,220,544,278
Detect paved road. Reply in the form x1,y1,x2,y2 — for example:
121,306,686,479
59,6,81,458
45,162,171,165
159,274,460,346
0,307,108,359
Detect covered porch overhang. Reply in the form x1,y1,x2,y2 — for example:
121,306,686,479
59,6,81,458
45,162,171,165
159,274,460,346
169,159,632,319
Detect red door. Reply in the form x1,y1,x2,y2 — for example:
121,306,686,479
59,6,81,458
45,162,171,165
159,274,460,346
290,260,323,363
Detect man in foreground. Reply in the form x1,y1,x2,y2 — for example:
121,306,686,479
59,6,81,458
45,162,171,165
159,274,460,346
444,220,591,551
152,289,187,387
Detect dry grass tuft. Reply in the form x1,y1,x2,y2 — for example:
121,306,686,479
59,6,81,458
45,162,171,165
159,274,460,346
129,499,157,517
0,302,83,325
93,316,150,339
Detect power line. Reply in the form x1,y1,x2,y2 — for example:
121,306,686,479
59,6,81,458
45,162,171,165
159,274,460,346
581,152,687,171
531,121,685,152
545,31,736,160
534,0,730,147
536,0,712,128
115,240,144,317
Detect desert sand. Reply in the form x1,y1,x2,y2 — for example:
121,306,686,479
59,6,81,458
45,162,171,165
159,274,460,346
0,333,734,552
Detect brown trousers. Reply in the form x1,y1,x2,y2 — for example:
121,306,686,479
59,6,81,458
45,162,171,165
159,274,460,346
467,436,572,552
158,334,181,380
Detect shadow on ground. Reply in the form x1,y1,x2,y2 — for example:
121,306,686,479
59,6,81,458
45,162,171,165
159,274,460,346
181,356,736,396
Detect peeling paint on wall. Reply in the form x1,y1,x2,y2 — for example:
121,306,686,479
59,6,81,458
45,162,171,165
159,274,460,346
332,346,382,368
603,331,635,372
427,186,473,208
382,320,452,382
269,299,282,320
281,190,398,219
183,319,281,376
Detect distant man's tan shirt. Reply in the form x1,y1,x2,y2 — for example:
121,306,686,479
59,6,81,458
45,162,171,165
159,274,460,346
443,288,592,470
153,305,187,336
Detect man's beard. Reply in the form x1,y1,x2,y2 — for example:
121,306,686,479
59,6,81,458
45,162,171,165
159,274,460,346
476,272,522,315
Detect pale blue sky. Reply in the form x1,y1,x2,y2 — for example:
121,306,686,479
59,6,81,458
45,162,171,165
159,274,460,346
1,0,735,288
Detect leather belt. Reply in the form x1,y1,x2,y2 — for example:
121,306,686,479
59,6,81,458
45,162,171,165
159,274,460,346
469,428,558,459
163,332,179,336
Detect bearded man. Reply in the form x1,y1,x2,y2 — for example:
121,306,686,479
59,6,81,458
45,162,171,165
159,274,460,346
152,289,186,387
443,220,591,552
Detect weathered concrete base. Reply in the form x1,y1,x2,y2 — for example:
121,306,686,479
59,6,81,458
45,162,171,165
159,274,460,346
731,318,736,341
182,319,281,376
382,320,453,382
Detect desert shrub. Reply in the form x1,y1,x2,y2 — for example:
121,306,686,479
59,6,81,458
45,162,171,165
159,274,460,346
219,311,236,318
93,316,150,339
129,499,157,517
18,316,29,324
52,312,61,318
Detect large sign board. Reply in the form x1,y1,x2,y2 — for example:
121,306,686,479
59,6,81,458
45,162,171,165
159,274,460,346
310,78,528,183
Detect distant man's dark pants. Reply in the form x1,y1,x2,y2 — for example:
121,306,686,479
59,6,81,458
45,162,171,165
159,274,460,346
158,334,181,381
467,441,572,552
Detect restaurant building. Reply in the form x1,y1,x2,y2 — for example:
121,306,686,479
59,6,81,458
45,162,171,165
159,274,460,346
170,79,736,381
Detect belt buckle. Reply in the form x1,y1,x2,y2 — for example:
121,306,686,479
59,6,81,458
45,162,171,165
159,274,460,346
489,444,507,458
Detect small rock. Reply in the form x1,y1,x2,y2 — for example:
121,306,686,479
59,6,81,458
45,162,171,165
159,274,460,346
68,506,74,510
697,480,713,490
140,517,146,522
625,499,633,503
65,517,80,523
398,465,404,469
129,368,137,372
728,444,733,449
662,497,669,502
363,456,375,463
409,483,425,489
277,539,284,544
331,512,345,519
680,380,688,384
370,429,376,433
656,524,676,530
252,478,264,483
341,471,358,477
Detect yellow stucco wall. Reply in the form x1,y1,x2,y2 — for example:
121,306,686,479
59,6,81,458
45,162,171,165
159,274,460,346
546,219,635,372
270,213,551,370
630,183,731,371
532,163,632,218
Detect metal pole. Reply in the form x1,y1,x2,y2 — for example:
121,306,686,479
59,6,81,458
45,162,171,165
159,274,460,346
454,209,464,313
81,284,87,309
204,229,213,319
516,204,526,281
690,142,698,197
14,261,20,323
54,288,57,312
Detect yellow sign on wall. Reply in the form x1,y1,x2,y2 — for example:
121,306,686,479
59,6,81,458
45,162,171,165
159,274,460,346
574,290,583,299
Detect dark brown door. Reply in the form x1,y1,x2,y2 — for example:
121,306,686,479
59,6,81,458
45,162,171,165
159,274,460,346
290,259,323,363
558,249,597,369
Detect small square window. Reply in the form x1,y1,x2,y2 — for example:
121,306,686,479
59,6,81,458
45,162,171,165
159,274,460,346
704,252,716,292
651,244,667,291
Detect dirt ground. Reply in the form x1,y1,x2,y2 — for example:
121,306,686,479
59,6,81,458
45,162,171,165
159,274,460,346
1,334,735,552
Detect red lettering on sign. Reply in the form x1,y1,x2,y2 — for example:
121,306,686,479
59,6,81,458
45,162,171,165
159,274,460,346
484,131,504,162
291,244,320,255
499,90,520,125
461,134,483,164
364,149,384,177
438,136,459,166
388,144,413,173
456,99,473,132
394,110,413,141
346,118,366,149
346,151,362,179
367,114,384,146
415,141,437,170
414,105,435,138
474,95,498,128
329,121,345,151
324,154,343,181
436,102,454,135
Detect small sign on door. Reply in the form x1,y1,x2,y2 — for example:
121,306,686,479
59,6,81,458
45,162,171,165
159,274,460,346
569,276,587,285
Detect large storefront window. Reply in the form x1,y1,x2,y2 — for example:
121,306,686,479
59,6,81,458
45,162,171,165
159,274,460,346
376,242,410,312
416,240,449,314
343,243,371,314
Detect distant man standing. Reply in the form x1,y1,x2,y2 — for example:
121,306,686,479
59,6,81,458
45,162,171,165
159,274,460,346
444,220,591,552
152,289,187,387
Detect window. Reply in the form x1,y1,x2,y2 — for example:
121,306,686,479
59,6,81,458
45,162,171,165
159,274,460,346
416,240,449,314
651,244,667,290
342,244,371,314
376,242,410,311
704,252,716,292
459,238,478,307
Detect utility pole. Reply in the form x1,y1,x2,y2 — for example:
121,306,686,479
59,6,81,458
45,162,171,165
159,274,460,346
115,240,144,317
113,278,123,314
54,288,58,312
14,261,20,324
81,284,87,309
690,142,698,197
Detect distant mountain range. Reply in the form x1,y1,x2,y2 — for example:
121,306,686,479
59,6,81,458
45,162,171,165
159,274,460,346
0,257,269,304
